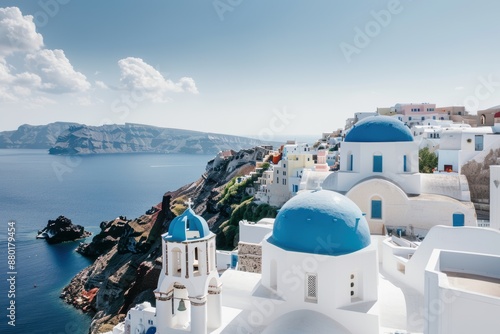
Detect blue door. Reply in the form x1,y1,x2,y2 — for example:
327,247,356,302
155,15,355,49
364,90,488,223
453,213,464,227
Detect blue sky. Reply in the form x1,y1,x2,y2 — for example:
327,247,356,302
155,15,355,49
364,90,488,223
1,0,500,139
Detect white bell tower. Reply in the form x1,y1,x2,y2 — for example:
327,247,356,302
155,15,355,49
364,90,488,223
155,199,222,334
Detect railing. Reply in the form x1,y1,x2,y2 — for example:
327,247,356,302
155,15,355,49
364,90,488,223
477,220,490,228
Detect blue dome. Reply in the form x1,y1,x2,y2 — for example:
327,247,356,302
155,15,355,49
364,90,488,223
164,207,210,242
269,190,371,256
345,116,413,142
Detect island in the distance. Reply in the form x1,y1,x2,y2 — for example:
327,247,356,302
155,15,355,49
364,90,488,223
0,122,275,155
37,215,92,244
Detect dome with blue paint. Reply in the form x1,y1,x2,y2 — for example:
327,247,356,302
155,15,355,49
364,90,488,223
269,190,371,256
164,205,210,242
345,116,413,142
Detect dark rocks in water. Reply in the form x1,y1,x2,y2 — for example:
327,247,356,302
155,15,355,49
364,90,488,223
37,215,91,244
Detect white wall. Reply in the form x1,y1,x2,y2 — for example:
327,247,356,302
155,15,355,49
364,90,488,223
345,178,475,235
260,239,379,334
337,141,421,195
490,166,500,230
124,303,156,334
239,220,273,244
383,226,500,295
425,250,500,334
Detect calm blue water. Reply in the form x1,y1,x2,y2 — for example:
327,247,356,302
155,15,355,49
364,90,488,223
0,150,211,334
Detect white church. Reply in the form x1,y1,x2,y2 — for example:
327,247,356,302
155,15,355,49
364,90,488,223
301,116,476,234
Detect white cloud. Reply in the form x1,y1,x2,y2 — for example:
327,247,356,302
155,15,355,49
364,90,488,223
0,7,43,57
25,49,91,93
95,80,109,89
0,59,42,101
177,77,199,94
118,57,198,102
0,7,91,103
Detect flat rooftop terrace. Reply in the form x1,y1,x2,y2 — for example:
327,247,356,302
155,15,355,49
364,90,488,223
443,271,500,298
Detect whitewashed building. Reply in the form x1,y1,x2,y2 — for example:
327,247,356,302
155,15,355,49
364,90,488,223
302,116,476,234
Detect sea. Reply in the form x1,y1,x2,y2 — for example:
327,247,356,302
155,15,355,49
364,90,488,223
0,149,212,334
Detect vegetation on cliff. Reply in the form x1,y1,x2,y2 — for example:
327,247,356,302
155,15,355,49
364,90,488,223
62,147,277,333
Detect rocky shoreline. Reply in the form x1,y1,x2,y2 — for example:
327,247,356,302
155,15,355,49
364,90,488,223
37,215,92,244
61,147,269,333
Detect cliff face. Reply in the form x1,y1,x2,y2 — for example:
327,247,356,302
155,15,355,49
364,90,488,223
48,123,269,155
62,148,269,333
0,122,78,148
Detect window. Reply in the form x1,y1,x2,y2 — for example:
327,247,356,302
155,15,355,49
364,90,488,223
371,199,382,219
453,213,465,227
172,248,182,277
403,155,408,172
193,247,201,277
347,153,353,171
475,135,484,151
282,179,286,185
350,273,360,302
373,155,382,173
409,116,412,121
305,273,318,302
481,114,486,125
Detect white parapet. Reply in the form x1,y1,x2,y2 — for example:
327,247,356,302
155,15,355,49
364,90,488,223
491,165,500,230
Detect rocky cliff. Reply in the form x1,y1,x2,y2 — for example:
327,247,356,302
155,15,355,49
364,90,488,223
0,122,274,155
48,123,270,155
37,215,91,244
0,122,78,148
62,147,277,333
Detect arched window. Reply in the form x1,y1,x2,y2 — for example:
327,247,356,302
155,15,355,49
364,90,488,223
193,247,201,277
371,196,382,219
481,114,486,125
171,247,182,277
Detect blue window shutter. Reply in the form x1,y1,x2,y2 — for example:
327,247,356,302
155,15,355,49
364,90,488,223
371,200,382,219
373,155,383,172
403,155,407,172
